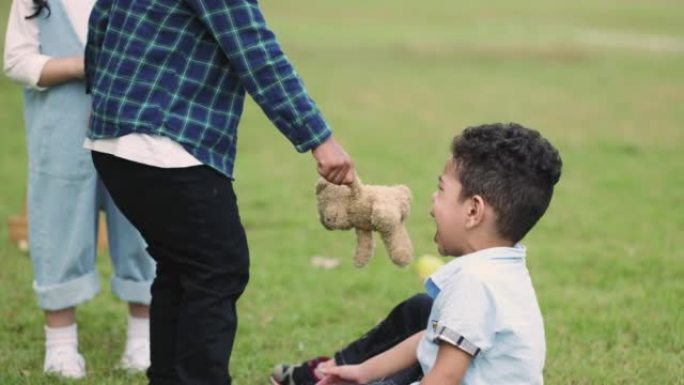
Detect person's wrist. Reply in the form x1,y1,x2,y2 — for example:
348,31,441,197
71,57,85,79
311,136,333,155
357,362,373,384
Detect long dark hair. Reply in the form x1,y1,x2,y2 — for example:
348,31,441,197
26,0,51,19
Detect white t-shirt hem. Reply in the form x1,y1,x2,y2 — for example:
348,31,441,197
83,134,203,168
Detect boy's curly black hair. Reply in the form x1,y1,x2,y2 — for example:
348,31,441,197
451,122,562,243
26,0,51,20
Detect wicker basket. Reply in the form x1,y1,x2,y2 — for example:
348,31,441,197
7,215,29,252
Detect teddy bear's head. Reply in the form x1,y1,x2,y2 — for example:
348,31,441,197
315,179,353,230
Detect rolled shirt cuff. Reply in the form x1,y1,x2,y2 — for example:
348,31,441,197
292,114,333,153
434,325,482,357
5,54,51,91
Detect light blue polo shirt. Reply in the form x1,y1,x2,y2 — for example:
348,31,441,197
413,245,545,385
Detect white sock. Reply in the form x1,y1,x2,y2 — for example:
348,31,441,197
126,315,149,342
120,316,150,371
45,324,78,351
44,323,86,378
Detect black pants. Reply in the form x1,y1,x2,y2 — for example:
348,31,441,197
335,293,433,385
93,152,249,385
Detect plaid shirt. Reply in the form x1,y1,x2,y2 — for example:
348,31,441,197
85,0,332,177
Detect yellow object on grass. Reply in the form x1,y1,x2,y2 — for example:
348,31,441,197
414,254,445,281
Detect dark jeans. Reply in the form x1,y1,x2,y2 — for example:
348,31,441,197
93,152,250,385
335,293,433,385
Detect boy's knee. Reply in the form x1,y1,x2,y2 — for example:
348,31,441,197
405,293,433,315
399,293,433,329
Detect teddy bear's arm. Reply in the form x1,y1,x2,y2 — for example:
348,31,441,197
372,203,413,267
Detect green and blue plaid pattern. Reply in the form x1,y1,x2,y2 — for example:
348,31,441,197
85,0,332,177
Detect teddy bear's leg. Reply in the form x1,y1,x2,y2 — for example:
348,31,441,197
372,203,413,267
354,229,374,267
379,225,413,267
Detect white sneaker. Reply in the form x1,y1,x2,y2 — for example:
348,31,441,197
119,338,150,372
44,346,86,379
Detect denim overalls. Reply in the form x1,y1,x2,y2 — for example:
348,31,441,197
22,0,155,310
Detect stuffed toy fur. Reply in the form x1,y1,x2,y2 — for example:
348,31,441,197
315,177,413,267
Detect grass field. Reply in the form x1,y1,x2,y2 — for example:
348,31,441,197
1,0,683,384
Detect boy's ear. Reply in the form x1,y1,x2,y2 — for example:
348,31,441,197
465,195,486,229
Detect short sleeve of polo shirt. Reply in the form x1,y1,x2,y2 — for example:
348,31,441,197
431,273,496,356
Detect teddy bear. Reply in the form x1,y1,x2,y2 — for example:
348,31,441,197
315,177,414,267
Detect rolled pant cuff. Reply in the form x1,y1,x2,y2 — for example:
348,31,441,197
34,271,100,311
111,276,152,305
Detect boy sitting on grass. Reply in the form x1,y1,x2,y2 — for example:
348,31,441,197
310,122,562,385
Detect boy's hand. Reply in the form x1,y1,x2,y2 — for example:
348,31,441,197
315,364,366,385
312,137,355,185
